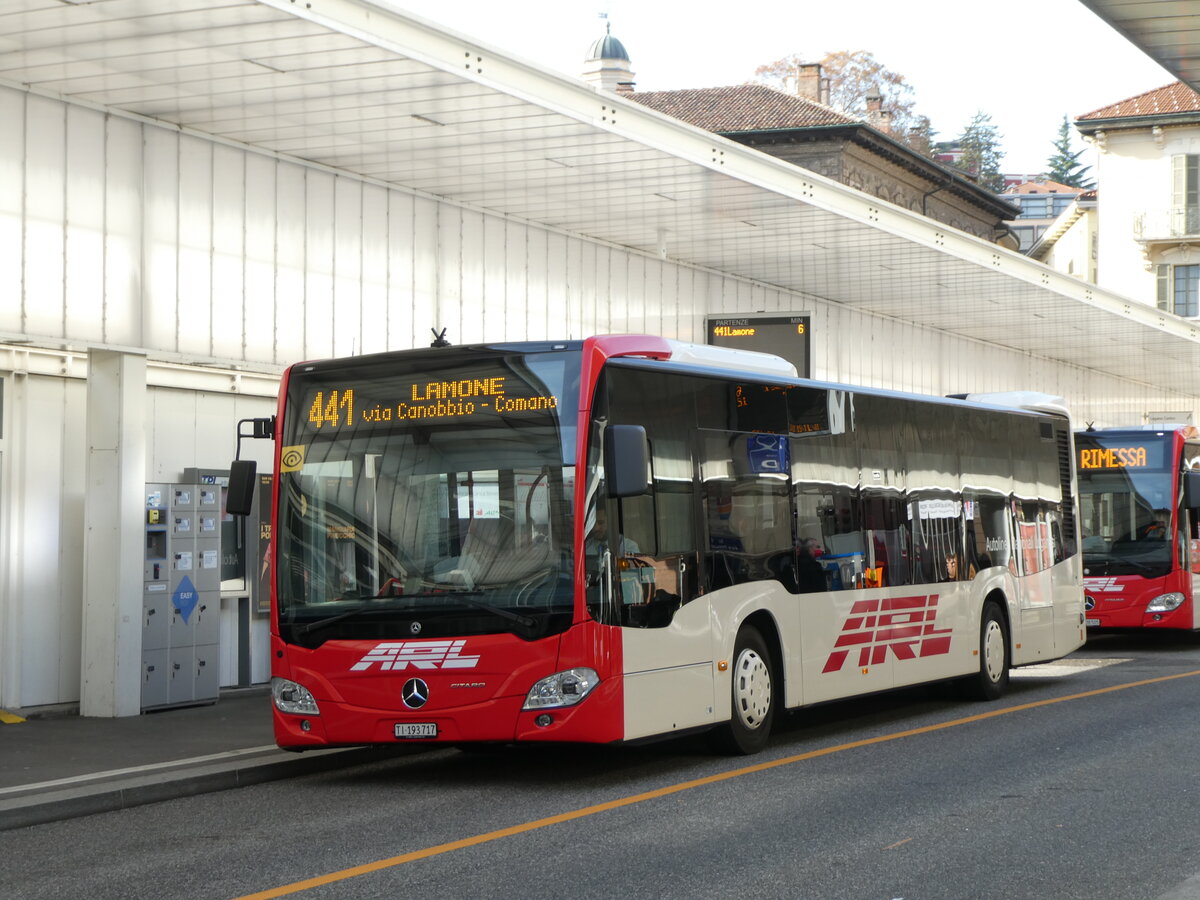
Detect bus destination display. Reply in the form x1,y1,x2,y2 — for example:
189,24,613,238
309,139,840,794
303,375,559,431
1077,441,1166,471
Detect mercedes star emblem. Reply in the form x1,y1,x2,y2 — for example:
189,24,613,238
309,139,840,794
402,678,429,709
410,621,422,634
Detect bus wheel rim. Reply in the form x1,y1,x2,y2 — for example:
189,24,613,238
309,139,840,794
734,648,771,729
983,620,1005,682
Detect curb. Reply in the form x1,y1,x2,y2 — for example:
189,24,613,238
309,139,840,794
0,746,387,832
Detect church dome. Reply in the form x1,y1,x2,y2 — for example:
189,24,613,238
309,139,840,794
586,28,629,62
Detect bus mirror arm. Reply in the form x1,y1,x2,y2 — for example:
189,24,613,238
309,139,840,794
227,416,276,516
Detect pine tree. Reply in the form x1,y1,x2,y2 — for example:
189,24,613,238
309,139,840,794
1046,115,1095,189
957,112,1005,192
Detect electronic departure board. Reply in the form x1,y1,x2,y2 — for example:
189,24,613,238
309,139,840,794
706,314,811,377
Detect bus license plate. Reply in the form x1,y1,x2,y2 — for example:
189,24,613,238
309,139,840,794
1085,618,1101,627
394,722,437,739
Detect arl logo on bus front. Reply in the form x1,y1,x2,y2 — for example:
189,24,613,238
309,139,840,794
350,640,480,672
823,595,951,673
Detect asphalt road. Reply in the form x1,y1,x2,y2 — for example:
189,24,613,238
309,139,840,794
6,631,1200,900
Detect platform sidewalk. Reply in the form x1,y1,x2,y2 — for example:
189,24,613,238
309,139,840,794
0,686,386,832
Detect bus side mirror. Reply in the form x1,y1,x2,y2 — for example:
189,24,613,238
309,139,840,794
1187,471,1200,510
226,460,257,516
605,425,650,498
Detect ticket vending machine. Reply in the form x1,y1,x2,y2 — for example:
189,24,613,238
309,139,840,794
141,483,221,710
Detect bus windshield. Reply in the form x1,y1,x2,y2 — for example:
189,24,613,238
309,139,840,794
1076,433,1175,578
275,348,580,646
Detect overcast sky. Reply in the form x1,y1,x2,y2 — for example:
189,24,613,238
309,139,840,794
385,0,1176,176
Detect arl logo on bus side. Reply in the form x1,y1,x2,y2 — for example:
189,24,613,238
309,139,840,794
351,640,480,672
823,595,952,673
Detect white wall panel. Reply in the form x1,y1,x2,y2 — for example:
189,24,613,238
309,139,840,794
436,204,463,343
386,190,416,351
413,196,439,348
104,115,143,348
142,128,179,353
0,90,23,335
57,382,85,702
525,225,550,341
64,105,105,344
274,162,306,365
360,183,388,356
178,136,213,357
458,208,484,344
304,170,335,360
563,234,583,340
14,376,83,707
332,177,362,358
504,220,528,341
244,153,277,362
482,215,506,340
212,144,246,360
24,95,65,340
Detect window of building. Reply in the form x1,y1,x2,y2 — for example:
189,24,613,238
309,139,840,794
1172,155,1200,234
1157,264,1200,317
1021,197,1048,218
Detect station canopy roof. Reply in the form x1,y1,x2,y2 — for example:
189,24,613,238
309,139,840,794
4,0,1200,398
1079,1,1200,94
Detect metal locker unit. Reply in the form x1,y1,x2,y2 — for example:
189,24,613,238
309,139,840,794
141,482,221,711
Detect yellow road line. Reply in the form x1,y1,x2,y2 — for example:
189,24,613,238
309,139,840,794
237,668,1200,900
0,710,26,724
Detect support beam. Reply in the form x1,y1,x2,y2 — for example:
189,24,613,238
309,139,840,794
80,350,146,717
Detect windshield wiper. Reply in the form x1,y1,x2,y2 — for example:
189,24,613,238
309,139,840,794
296,602,411,635
434,593,538,630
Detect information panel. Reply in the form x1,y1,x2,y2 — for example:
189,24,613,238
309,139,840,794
1076,437,1168,471
300,374,560,433
706,314,811,377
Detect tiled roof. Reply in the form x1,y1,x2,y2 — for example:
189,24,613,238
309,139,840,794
626,84,859,132
1077,82,1200,121
1004,180,1081,195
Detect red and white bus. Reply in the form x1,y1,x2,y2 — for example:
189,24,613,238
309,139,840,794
234,335,1085,754
1076,426,1200,630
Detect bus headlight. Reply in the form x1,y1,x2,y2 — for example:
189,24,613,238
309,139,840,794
272,677,320,715
522,668,599,710
1147,592,1185,613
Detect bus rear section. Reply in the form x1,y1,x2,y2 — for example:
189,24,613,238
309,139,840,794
1076,426,1200,630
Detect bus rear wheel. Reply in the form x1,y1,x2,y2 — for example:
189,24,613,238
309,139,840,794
712,625,775,755
963,601,1009,701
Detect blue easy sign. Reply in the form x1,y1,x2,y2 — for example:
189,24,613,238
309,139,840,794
746,434,788,474
173,576,199,623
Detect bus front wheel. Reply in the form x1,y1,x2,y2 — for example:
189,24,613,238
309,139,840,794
712,625,775,755
963,601,1009,701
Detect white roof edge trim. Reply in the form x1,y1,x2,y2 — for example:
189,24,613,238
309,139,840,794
963,391,1072,420
665,339,799,379
261,0,1200,350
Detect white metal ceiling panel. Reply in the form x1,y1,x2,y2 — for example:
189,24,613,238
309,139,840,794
2,0,1200,396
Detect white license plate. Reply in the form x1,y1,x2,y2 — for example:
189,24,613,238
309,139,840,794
394,722,437,739
1085,618,1101,627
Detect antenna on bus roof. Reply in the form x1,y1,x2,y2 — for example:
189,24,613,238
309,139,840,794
430,327,450,348
1084,421,1096,431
